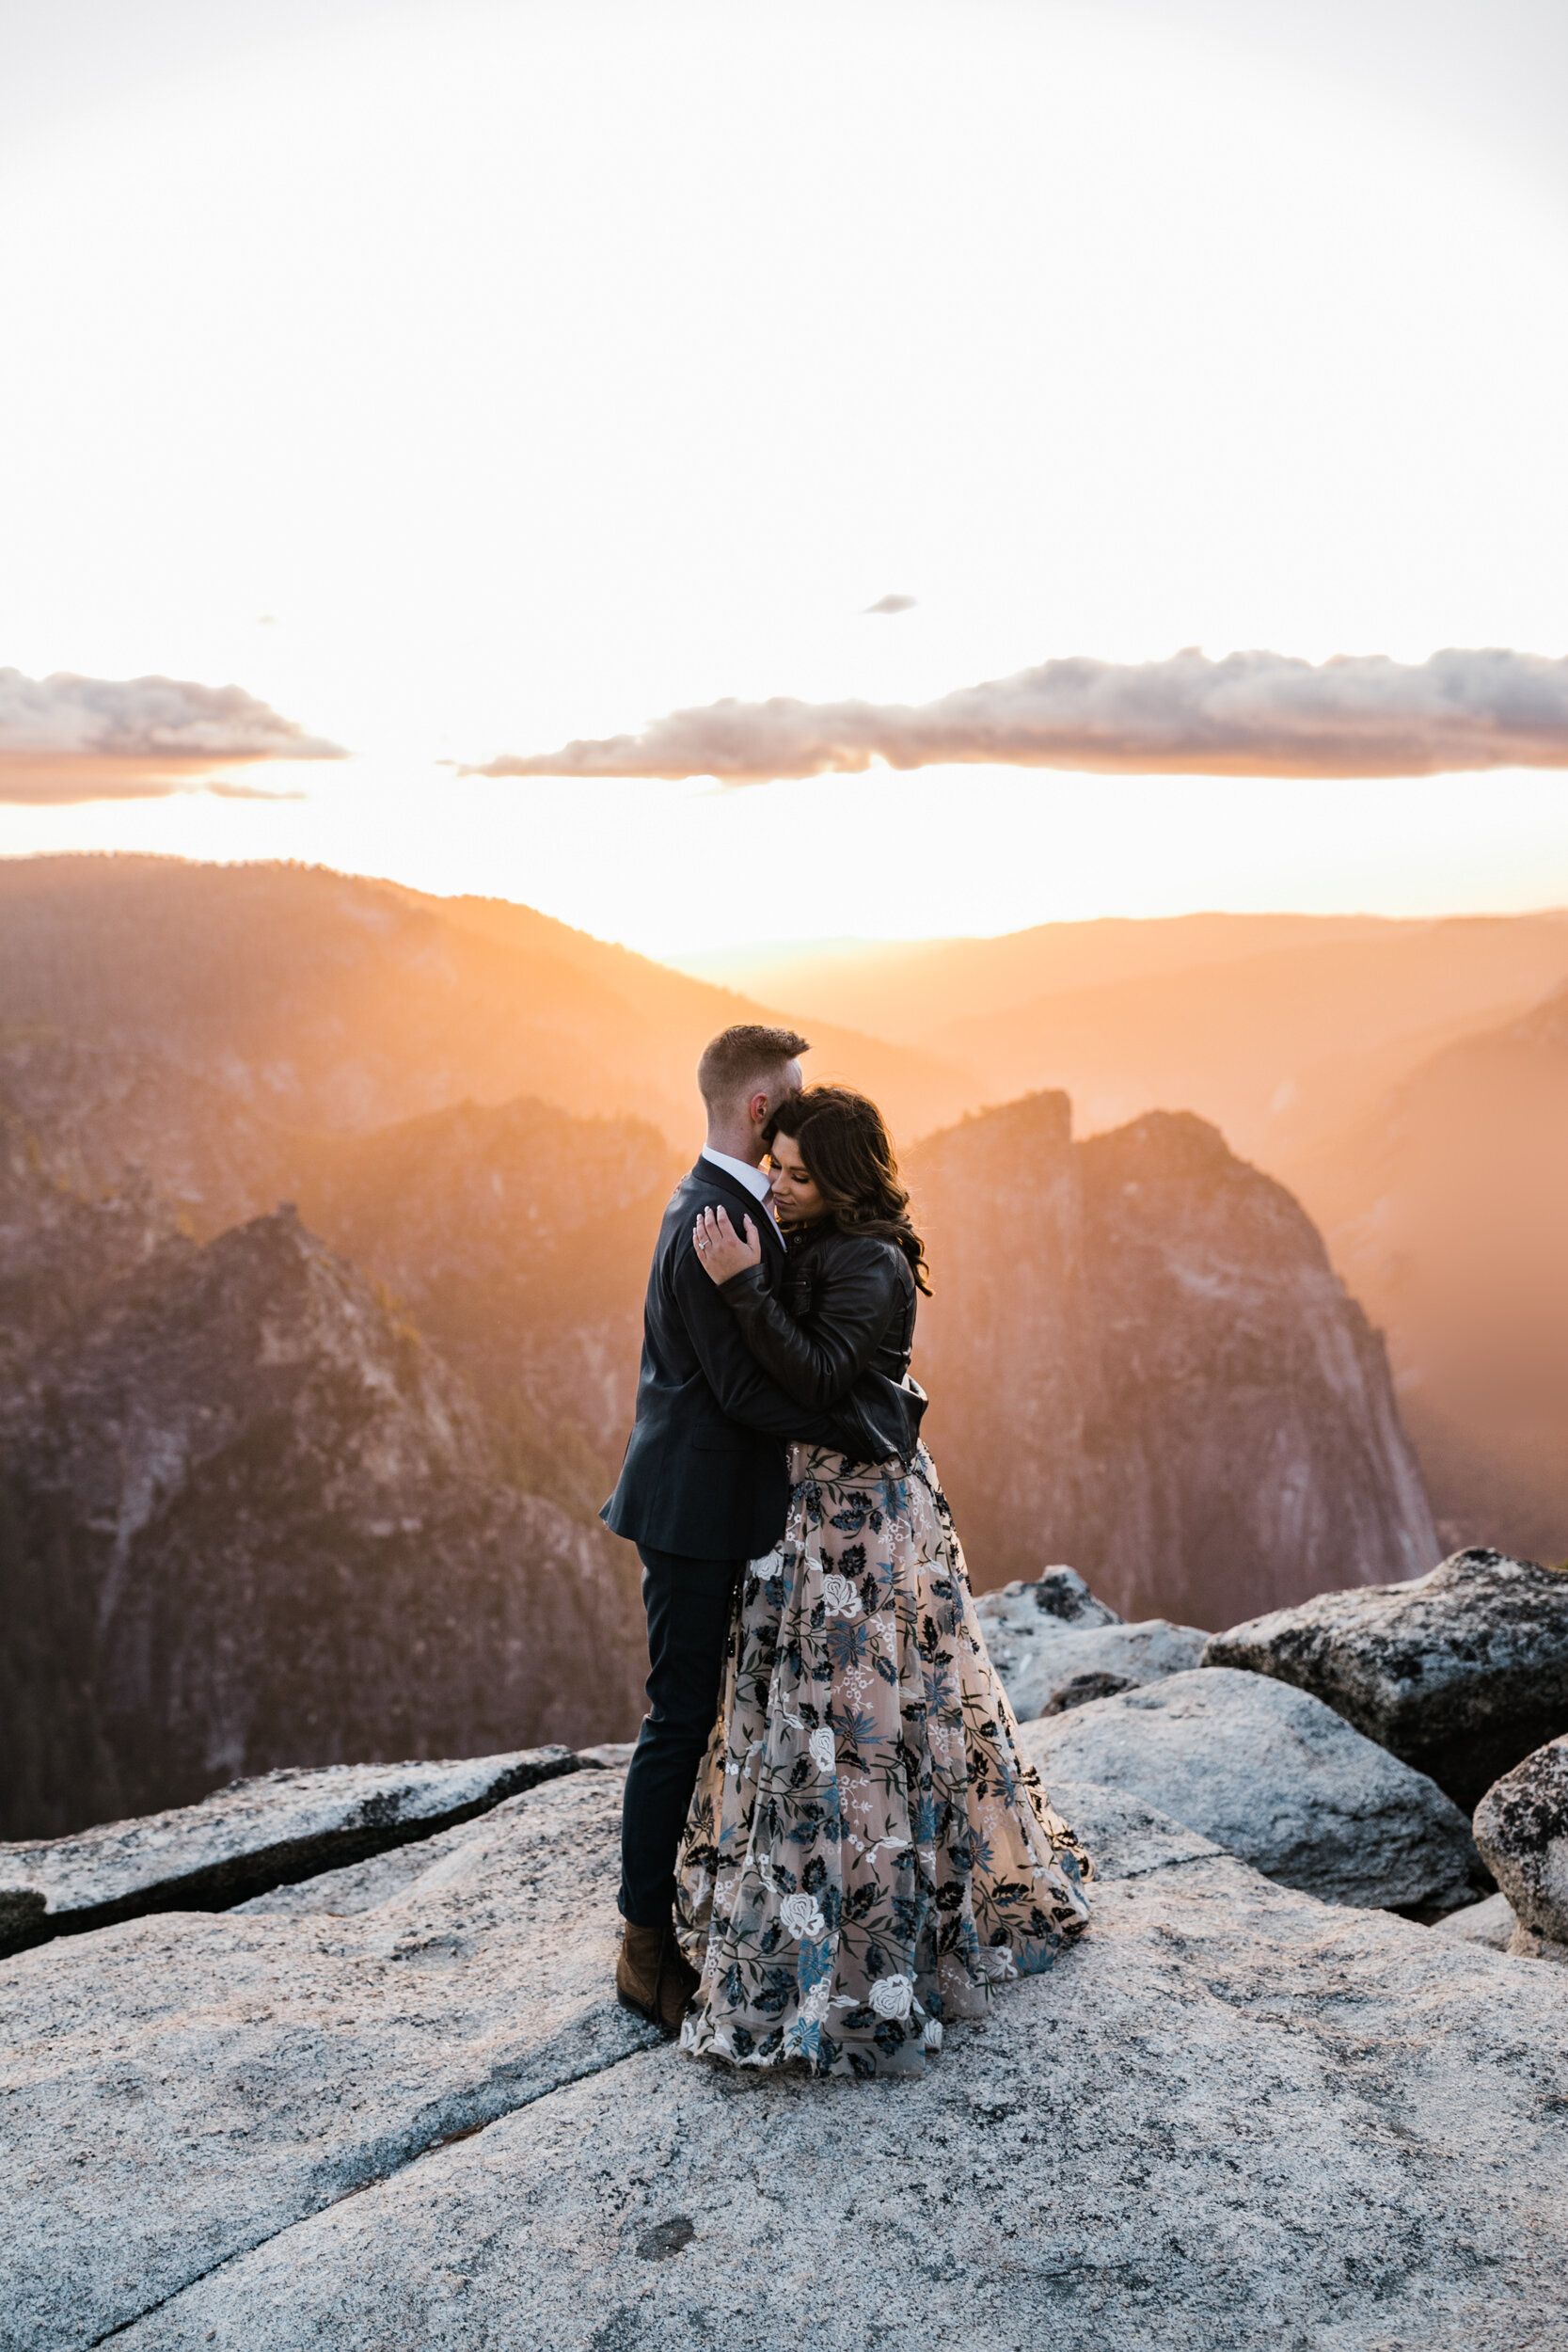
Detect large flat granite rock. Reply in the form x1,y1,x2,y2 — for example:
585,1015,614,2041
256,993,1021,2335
1204,1547,1568,1810
101,1782,1568,2352
975,1566,1206,1722
1020,1668,1481,1910
1433,1890,1517,1951
0,1748,580,1957
0,1771,655,2349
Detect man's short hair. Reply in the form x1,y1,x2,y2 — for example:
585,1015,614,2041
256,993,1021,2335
696,1023,810,1111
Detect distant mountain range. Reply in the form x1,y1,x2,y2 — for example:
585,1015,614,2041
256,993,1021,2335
0,855,972,1153
0,852,1454,1836
1292,977,1568,1564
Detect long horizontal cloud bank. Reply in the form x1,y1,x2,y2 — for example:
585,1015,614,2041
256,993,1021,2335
0,669,345,803
468,647,1568,784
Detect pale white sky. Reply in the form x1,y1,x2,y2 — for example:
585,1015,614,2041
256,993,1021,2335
2,0,1566,953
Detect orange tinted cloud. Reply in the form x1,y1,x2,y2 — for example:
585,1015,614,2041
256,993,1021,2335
0,669,343,803
467,646,1568,785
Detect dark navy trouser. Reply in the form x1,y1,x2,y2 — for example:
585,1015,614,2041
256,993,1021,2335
618,1546,742,1927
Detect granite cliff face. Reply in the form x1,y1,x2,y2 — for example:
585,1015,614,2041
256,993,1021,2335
0,1211,644,1839
0,1025,681,1515
911,1096,1438,1625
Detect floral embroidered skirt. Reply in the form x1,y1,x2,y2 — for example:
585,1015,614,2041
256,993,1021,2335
674,1441,1093,2079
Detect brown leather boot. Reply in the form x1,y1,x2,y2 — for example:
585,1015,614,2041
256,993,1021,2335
616,1919,701,2038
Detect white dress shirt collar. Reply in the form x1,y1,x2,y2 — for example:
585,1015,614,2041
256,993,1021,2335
700,1145,774,1207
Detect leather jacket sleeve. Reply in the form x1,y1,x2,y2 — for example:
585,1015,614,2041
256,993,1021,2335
717,1238,903,1409
670,1238,842,1443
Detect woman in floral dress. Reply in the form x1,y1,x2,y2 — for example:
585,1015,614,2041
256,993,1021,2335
676,1084,1091,2080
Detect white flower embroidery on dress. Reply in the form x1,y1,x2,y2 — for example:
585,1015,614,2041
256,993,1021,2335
673,1442,1094,2078
778,1891,827,1939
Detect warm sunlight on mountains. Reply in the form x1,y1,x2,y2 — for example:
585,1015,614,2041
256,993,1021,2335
0,857,971,1153
5,854,1566,1586
692,907,1568,1562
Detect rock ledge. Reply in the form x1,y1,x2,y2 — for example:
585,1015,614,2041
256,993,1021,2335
0,1747,582,1957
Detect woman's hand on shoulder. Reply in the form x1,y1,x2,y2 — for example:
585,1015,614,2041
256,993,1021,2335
692,1202,764,1285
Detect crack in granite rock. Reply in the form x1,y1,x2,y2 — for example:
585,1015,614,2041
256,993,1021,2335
0,1747,589,1958
1,1772,657,2349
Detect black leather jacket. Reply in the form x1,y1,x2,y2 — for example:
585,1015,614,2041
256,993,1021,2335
718,1222,927,1465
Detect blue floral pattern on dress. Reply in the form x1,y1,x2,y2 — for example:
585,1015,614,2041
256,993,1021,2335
675,1442,1093,2078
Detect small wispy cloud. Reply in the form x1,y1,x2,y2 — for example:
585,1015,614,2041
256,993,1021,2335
0,668,345,803
464,646,1568,786
863,594,917,615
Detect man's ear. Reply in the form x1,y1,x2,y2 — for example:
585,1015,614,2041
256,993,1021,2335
747,1089,771,1128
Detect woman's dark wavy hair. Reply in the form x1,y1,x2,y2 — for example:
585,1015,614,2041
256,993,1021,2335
765,1083,931,1295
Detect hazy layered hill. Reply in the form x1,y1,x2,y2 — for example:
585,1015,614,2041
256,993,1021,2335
688,911,1568,1169
1291,980,1568,1565
0,1025,298,1240
0,857,973,1151
7,998,1434,1632
909,1095,1436,1627
676,911,1397,1040
0,1026,681,1518
934,917,1568,1168
293,1096,685,1514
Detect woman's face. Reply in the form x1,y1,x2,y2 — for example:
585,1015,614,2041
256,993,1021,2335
768,1130,826,1226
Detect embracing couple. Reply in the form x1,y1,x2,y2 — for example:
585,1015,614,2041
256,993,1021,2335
603,1024,1091,2078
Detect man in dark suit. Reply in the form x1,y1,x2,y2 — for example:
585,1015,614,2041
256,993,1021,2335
603,1022,840,2032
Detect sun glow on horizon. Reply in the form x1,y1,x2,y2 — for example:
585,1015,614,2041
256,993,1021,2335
2,0,1566,946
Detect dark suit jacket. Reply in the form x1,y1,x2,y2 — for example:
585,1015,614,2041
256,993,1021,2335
601,1158,841,1560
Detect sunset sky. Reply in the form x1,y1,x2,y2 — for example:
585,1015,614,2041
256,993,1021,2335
3,0,1566,954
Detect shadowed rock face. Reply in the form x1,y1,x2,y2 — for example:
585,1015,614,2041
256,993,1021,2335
911,1097,1438,1626
1205,1548,1568,1812
1474,1736,1568,1947
1019,1669,1481,1912
0,1212,644,1839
